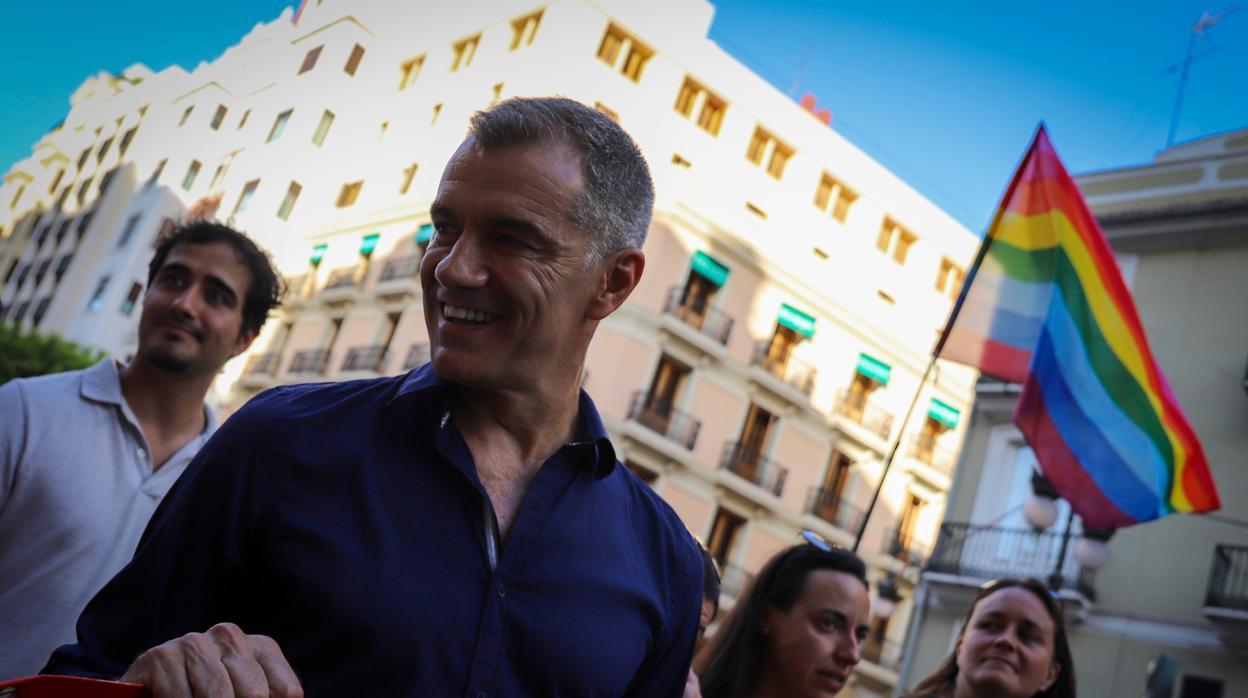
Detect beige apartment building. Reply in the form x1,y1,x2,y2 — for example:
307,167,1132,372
0,1,982,693
898,128,1248,698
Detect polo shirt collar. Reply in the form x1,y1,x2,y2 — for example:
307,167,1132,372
393,364,616,479
79,359,217,433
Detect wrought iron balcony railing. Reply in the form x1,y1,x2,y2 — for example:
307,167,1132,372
401,343,430,371
805,487,866,534
243,351,280,377
626,391,700,450
341,345,386,372
324,266,361,290
887,526,932,568
288,349,329,375
927,522,1098,601
661,286,733,346
751,341,816,395
906,435,957,474
720,441,788,496
833,390,893,440
1206,544,1248,611
861,639,902,670
379,255,419,282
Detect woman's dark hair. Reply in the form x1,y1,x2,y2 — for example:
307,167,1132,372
147,220,283,337
701,544,721,609
904,577,1076,698
698,542,868,698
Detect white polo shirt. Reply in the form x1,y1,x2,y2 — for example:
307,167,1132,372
0,360,216,679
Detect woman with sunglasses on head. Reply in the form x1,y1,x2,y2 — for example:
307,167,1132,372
903,577,1076,698
697,533,871,698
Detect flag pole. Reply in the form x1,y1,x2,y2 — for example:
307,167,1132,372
850,124,1046,553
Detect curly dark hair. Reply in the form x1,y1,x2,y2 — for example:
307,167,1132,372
147,220,283,337
903,577,1076,698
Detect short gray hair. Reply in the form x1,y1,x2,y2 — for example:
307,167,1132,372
467,97,654,261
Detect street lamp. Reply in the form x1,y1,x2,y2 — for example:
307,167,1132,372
1026,470,1115,591
873,574,901,622
1024,470,1060,531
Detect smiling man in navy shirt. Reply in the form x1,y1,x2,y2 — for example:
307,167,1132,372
46,97,704,697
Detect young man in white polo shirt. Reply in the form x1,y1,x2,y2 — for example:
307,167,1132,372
0,220,281,679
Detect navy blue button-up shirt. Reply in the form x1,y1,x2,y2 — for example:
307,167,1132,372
46,366,703,697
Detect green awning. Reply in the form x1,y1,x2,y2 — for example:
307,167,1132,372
690,251,729,287
416,223,434,244
855,353,890,384
360,233,380,256
777,303,816,338
310,243,327,265
929,398,961,428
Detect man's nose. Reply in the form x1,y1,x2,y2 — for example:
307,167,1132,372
434,233,488,288
169,284,199,316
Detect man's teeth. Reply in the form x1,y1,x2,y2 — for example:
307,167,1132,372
443,304,494,323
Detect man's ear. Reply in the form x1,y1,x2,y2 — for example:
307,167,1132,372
587,248,644,321
231,328,259,359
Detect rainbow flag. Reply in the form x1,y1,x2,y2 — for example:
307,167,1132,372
939,126,1220,528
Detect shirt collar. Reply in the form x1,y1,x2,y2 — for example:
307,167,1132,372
79,359,217,434
392,364,616,479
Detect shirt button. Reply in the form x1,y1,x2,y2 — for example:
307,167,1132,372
137,448,146,459
476,692,486,698
497,584,506,598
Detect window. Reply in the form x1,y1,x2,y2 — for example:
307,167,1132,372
76,210,95,240
671,153,691,168
233,179,260,215
267,110,293,143
935,257,965,299
299,45,323,74
814,172,857,223
209,164,229,189
491,82,504,104
450,34,480,72
877,217,917,265
33,260,50,286
398,55,425,90
55,219,72,245
597,23,652,82
210,105,228,130
96,138,114,163
13,264,29,289
312,110,334,146
745,127,793,179
3,259,18,285
1179,675,1224,698
76,178,94,205
706,508,746,568
54,254,72,283
637,354,691,435
399,163,418,195
116,215,141,248
33,298,52,326
181,160,201,191
147,158,167,188
237,109,251,129
674,78,725,136
54,185,71,211
120,282,143,316
12,301,30,325
77,148,91,171
98,168,118,195
277,181,302,220
510,10,543,50
87,275,111,311
625,460,658,486
48,168,65,193
118,127,137,156
178,106,194,127
154,218,176,247
430,103,443,125
344,44,365,75
336,181,363,208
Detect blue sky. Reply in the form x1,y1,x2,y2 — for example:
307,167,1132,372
2,1,1244,231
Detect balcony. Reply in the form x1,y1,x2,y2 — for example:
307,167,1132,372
905,434,958,476
751,341,816,394
283,274,313,307
805,487,866,535
320,265,363,305
886,526,931,569
401,342,430,371
719,563,755,602
626,391,700,450
375,255,420,303
926,522,1097,602
288,349,329,376
1205,544,1248,638
861,639,901,671
657,286,732,359
720,441,788,497
831,390,893,450
238,351,281,390
341,345,386,374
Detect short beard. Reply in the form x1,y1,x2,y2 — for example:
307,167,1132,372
141,345,194,374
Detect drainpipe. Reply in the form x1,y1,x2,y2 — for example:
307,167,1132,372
893,581,929,698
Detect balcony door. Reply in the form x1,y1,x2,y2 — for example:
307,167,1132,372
844,372,878,422
915,416,945,463
763,324,801,377
706,507,746,568
732,403,775,481
815,450,853,525
678,270,717,328
642,355,690,432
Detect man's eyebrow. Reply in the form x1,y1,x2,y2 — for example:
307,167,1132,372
429,203,456,222
202,275,240,304
487,215,551,242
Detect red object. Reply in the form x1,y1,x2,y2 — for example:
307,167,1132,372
0,676,149,697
